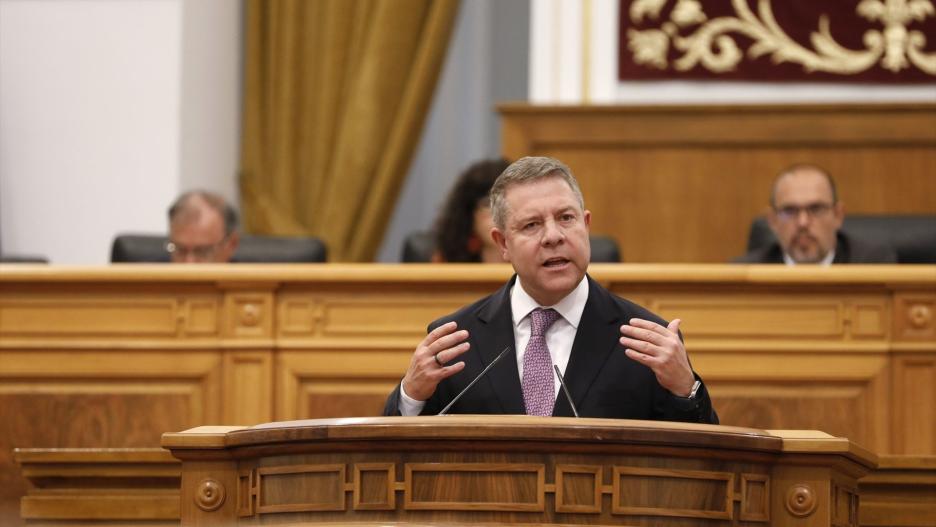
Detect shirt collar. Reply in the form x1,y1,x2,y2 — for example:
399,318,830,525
783,249,835,266
510,276,589,329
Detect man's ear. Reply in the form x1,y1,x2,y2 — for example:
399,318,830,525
765,206,780,235
832,201,845,229
221,232,240,262
491,227,509,260
583,209,591,229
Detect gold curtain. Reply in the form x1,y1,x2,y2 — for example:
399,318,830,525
239,0,461,261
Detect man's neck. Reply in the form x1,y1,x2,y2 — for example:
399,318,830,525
783,250,835,266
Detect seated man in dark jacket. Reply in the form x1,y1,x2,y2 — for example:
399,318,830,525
735,164,897,265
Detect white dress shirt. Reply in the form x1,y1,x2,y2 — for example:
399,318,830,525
783,250,835,266
399,276,589,415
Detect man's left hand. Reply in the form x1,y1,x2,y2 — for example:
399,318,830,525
619,318,695,397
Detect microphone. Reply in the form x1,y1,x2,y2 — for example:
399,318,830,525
553,364,580,418
438,346,511,416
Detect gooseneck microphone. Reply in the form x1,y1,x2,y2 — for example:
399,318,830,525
438,346,512,416
553,364,580,418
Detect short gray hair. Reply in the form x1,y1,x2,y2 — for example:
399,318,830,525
169,190,239,236
489,156,585,229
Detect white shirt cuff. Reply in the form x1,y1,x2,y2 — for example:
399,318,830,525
398,381,427,416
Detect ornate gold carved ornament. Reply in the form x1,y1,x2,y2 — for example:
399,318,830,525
626,0,936,75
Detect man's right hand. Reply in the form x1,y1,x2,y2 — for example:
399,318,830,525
402,321,471,401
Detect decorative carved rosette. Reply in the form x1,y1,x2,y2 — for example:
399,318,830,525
785,483,817,517
195,478,226,512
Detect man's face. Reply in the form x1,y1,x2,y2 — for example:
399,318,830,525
767,170,843,264
168,209,236,263
491,176,591,305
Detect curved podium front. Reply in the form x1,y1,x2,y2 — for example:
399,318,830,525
161,416,876,526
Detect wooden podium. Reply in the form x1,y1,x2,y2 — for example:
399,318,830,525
161,416,876,526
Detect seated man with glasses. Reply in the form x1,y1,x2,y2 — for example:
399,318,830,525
166,190,239,263
735,164,897,265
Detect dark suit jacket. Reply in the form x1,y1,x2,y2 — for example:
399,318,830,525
734,231,898,264
383,275,718,424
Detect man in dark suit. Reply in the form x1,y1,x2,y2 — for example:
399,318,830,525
735,164,897,265
384,156,716,423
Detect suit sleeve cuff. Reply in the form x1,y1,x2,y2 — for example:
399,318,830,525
398,381,427,416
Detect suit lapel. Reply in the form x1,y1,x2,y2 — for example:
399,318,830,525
554,276,620,417
475,276,525,414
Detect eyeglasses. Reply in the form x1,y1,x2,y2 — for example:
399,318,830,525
774,202,834,222
165,239,226,260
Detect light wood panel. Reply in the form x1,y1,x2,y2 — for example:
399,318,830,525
500,103,936,263
1,263,934,525
13,448,179,526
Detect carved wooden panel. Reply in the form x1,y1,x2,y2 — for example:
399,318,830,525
229,455,773,524
256,464,345,513
891,355,936,455
405,463,545,511
0,350,221,526
554,464,602,513
353,463,395,510
832,481,861,527
0,292,220,341
223,351,272,425
224,292,273,338
740,473,770,522
0,298,176,336
612,466,734,519
276,350,408,420
639,292,890,342
894,293,936,342
710,376,888,452
276,290,480,341
14,448,180,526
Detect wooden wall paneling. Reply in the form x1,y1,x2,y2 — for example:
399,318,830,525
276,350,410,421
608,284,894,453
223,351,273,426
890,290,936,455
499,104,936,263
893,292,936,345
860,455,936,526
693,352,891,454
891,356,936,455
2,264,935,524
275,283,492,346
0,350,222,525
221,288,274,340
14,448,180,525
273,280,504,421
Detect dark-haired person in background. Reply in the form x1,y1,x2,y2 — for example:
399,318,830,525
432,158,511,263
735,164,897,265
167,190,239,263
384,156,717,424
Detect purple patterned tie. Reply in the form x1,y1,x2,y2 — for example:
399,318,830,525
522,308,561,416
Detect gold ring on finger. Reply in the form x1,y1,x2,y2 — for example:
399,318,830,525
434,353,443,367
